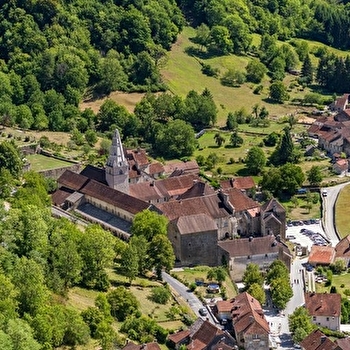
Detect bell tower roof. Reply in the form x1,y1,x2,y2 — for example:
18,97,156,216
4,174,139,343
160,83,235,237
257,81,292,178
106,129,127,167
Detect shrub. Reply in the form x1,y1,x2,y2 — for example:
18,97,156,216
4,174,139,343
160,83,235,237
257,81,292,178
201,63,219,77
149,286,171,304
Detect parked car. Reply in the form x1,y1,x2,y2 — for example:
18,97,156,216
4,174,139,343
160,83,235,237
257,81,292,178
199,307,208,316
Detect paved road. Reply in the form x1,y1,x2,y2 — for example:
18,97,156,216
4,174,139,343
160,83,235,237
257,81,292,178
321,182,350,245
162,271,217,324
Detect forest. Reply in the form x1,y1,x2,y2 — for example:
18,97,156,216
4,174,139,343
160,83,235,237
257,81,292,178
1,0,350,141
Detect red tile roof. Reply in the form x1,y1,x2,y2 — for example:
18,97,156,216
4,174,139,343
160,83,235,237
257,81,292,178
149,162,164,175
191,320,223,346
123,342,161,350
300,329,338,350
308,246,335,265
129,174,199,202
230,292,269,335
126,149,149,167
168,329,190,344
51,188,72,206
163,160,199,175
178,181,215,200
216,299,235,313
335,337,350,350
220,177,255,190
158,194,230,221
225,188,260,212
304,292,341,317
57,169,89,191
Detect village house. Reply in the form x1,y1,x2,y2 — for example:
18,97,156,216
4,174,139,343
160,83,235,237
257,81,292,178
333,158,349,175
300,329,340,350
167,318,237,350
308,94,350,158
304,292,341,331
229,292,270,350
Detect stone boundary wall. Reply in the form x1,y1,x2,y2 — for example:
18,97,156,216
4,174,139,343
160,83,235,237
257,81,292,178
38,164,81,179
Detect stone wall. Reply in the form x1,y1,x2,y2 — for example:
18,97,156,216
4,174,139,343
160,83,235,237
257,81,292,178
38,164,81,179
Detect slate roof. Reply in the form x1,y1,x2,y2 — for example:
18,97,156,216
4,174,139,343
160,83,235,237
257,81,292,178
81,179,151,215
80,165,107,185
230,292,269,335
220,177,255,190
304,292,341,317
57,169,90,191
308,246,335,265
174,214,217,235
261,198,284,214
300,329,338,350
225,188,260,212
158,194,230,221
218,235,289,258
335,235,350,258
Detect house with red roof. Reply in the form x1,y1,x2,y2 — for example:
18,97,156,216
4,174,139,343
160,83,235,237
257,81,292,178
333,158,349,175
304,292,341,330
300,329,340,350
167,318,237,350
308,246,335,267
230,292,270,349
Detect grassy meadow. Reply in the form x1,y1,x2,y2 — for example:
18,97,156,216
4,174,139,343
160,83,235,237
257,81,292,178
335,184,350,238
316,272,350,298
26,154,74,172
160,27,341,125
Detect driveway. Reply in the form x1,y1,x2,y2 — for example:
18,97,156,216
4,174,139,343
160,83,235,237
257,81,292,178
162,271,218,324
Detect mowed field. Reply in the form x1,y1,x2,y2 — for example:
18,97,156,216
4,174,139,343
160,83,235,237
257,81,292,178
335,184,350,238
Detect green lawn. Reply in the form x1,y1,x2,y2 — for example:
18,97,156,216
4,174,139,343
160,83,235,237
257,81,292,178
171,266,237,300
26,154,73,172
316,273,350,298
335,184,350,239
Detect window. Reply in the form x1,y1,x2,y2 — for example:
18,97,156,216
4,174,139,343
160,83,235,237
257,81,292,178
313,316,316,321
326,317,329,321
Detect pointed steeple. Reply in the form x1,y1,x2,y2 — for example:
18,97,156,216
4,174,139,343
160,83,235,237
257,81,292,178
105,129,129,193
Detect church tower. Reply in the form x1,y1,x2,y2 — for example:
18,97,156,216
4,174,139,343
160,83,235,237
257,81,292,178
105,129,129,193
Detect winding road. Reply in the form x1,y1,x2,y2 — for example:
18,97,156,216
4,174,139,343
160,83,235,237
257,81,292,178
321,181,350,245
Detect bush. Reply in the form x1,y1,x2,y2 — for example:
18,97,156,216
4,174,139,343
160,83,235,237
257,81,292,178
201,63,219,77
149,286,171,304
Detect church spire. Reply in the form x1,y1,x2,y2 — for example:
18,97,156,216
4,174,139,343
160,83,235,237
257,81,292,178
105,129,129,193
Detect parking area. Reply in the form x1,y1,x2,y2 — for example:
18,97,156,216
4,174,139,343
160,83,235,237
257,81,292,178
286,219,328,251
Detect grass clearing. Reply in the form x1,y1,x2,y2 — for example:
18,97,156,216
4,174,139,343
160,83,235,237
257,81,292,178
316,272,350,298
171,266,237,300
335,184,350,238
80,91,148,114
26,153,73,172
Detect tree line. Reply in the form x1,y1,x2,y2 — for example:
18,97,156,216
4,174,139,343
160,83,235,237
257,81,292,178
179,0,350,50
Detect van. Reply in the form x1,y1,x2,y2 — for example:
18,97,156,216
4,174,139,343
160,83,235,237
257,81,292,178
322,189,327,197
